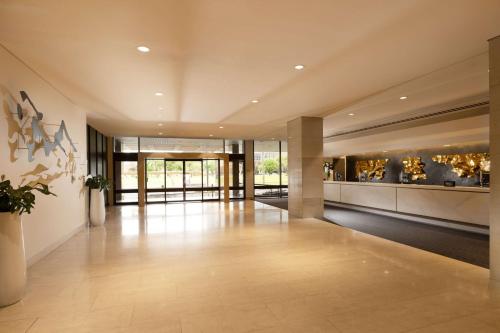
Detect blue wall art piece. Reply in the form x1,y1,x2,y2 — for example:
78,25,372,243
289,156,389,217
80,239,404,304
1,85,81,185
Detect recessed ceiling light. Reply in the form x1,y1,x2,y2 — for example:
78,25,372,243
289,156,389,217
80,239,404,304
443,144,451,147
209,134,213,137
348,113,355,116
137,46,150,53
158,132,163,135
399,96,408,100
383,150,388,153
294,64,305,70
271,138,275,140
251,99,259,104
155,92,164,96
158,123,163,127
158,107,164,110
219,126,224,129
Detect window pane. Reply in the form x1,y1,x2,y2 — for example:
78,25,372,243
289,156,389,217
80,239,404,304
115,161,138,190
281,141,288,186
140,137,223,153
146,159,165,189
114,137,139,152
254,141,280,186
225,140,244,154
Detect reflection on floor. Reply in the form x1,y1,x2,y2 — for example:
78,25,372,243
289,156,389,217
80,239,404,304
256,198,489,268
1,201,500,332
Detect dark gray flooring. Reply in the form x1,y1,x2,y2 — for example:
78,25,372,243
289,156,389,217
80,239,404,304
256,198,489,268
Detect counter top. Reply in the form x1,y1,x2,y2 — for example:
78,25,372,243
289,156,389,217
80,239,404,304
323,181,490,193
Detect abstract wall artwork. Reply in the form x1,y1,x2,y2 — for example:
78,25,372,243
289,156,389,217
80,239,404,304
432,153,490,178
401,157,427,180
2,85,82,186
355,159,388,180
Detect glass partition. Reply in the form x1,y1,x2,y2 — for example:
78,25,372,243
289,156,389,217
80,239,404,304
114,137,139,152
140,137,224,153
114,161,138,203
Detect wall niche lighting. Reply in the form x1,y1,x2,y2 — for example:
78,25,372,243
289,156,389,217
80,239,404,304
355,159,388,180
401,157,426,180
432,153,490,178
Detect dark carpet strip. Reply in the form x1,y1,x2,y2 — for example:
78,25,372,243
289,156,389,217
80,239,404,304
255,198,489,268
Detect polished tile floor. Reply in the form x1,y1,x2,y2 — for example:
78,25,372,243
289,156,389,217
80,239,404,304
1,201,500,332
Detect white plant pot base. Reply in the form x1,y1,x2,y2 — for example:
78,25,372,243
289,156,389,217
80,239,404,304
90,189,106,226
0,212,26,307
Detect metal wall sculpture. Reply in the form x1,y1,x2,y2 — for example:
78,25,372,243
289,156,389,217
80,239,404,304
401,157,426,180
2,86,82,185
355,159,388,180
432,153,490,178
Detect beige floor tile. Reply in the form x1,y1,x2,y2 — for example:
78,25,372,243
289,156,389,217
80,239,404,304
0,318,36,333
0,202,497,333
407,316,499,332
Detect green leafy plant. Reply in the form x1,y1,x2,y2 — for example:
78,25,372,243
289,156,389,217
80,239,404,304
85,175,111,192
0,175,56,215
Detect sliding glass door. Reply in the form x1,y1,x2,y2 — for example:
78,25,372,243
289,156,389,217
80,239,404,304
146,159,221,203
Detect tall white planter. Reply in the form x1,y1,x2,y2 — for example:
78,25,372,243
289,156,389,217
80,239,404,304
0,212,26,307
90,189,105,226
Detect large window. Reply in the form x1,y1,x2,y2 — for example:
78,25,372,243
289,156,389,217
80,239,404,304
254,140,287,197
113,137,245,204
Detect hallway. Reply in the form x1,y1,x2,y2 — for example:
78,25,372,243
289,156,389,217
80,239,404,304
1,201,499,332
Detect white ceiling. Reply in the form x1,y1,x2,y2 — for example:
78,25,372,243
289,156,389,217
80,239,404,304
1,0,499,150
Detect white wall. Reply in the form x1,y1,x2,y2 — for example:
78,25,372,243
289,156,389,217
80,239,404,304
0,46,87,264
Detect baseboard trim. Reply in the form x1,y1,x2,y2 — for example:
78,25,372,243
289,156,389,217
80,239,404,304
26,223,86,267
325,201,489,235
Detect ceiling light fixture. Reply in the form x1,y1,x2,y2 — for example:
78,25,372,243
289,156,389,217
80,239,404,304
294,64,305,70
209,134,213,137
158,123,163,127
137,46,150,53
155,92,164,96
399,96,408,100
443,144,451,147
348,113,355,116
158,132,163,135
383,150,388,153
158,107,164,110
251,99,259,104
219,126,224,129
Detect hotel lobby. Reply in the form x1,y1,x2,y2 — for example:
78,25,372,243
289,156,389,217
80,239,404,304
1,1,500,332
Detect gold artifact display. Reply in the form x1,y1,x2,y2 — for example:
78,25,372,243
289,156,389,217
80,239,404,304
432,153,490,178
355,159,388,180
401,157,426,180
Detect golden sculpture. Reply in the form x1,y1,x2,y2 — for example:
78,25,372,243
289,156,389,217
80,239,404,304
401,157,426,180
432,153,490,178
355,159,388,180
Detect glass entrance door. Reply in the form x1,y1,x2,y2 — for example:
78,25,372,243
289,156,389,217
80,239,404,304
164,160,184,201
184,160,203,201
146,159,220,203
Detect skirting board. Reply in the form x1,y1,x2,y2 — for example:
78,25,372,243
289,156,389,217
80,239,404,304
26,223,85,267
325,201,489,235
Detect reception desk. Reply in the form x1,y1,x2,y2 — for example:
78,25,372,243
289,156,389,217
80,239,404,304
324,181,489,226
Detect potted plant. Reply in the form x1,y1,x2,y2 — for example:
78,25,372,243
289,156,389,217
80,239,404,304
0,175,55,307
85,175,110,226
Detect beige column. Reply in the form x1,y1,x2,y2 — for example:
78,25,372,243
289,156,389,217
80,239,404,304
287,117,324,218
244,140,255,199
490,35,500,280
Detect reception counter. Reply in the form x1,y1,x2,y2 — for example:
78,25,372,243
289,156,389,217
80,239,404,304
324,181,489,226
